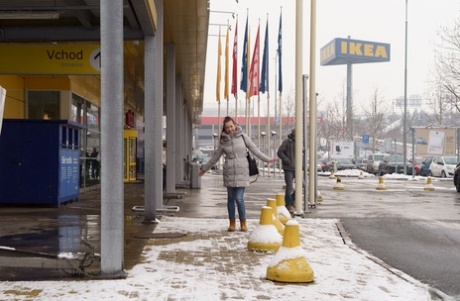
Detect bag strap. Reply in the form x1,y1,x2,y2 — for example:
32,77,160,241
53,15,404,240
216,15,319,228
241,135,249,151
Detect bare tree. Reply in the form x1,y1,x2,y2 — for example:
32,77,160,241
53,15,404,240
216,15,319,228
361,88,390,153
434,19,460,113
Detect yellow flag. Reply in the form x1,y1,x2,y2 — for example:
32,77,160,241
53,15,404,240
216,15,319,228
224,25,230,100
216,28,222,101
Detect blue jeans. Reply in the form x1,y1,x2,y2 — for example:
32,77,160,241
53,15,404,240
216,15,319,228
284,170,295,207
227,187,246,220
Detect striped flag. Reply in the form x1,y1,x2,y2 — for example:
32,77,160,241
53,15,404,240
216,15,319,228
248,23,260,97
231,19,238,96
259,19,269,94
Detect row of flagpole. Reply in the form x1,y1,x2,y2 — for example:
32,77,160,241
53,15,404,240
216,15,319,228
215,9,284,172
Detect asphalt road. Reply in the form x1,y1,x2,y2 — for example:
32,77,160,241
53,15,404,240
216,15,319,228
310,175,460,298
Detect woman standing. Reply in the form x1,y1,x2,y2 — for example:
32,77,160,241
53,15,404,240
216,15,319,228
199,116,276,232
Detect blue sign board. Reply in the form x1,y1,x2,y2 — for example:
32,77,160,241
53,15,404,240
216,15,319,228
363,134,369,144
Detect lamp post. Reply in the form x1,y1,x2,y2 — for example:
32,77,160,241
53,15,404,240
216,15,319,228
403,0,408,174
271,131,277,177
261,131,266,176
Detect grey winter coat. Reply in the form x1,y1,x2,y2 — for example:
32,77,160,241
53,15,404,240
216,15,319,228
201,125,272,187
277,133,295,171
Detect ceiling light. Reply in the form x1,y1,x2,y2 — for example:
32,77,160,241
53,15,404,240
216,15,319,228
0,11,60,20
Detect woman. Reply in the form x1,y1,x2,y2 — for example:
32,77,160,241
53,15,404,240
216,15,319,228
199,116,276,232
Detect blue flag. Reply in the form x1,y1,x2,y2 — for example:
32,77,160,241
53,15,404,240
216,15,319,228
240,16,248,92
277,12,283,93
259,19,269,94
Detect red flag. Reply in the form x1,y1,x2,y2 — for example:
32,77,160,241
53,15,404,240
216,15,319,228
231,20,238,96
248,24,260,97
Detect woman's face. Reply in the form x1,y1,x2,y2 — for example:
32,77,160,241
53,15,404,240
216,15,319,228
224,120,236,135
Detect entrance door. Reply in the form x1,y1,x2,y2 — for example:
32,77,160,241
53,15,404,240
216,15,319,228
123,129,138,182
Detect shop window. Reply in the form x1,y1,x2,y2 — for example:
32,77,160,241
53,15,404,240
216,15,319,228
27,91,60,119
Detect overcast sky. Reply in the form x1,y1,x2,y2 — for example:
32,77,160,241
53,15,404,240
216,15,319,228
205,0,460,116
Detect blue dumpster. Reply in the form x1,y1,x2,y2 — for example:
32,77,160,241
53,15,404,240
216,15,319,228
0,119,84,207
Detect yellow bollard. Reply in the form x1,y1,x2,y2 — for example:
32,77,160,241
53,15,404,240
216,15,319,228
329,171,336,179
376,176,387,190
333,176,344,190
267,198,285,236
317,190,323,203
423,177,435,191
248,206,282,252
275,193,291,224
358,171,365,179
266,220,314,283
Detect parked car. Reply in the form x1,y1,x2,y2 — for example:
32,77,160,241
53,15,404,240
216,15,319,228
367,153,386,175
409,157,424,175
419,156,433,176
453,162,460,192
355,158,368,171
378,155,413,175
428,156,458,178
328,158,357,172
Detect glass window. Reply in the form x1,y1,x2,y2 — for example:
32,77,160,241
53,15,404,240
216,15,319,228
27,91,60,119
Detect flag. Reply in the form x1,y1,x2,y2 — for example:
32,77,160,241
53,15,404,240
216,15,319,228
216,27,222,101
240,16,248,92
248,23,260,97
277,11,283,93
224,25,230,99
259,19,269,94
231,19,238,96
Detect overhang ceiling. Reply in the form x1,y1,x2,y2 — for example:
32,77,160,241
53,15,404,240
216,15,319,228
0,0,209,124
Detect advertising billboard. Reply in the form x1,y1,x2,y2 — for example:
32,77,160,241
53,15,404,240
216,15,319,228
320,38,391,66
330,141,354,159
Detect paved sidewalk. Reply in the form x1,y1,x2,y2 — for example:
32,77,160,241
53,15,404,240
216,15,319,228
0,173,452,300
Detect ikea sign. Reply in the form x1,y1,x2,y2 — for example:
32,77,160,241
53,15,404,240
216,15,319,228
320,38,390,66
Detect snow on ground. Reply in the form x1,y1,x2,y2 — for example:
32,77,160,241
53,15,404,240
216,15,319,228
0,217,434,301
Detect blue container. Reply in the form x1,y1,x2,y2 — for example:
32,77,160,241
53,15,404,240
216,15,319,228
0,119,85,207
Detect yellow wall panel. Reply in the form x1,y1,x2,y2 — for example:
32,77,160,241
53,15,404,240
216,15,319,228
0,75,25,118
69,75,101,105
24,76,71,90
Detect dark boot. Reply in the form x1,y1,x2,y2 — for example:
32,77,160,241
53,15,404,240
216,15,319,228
240,219,247,232
228,219,236,232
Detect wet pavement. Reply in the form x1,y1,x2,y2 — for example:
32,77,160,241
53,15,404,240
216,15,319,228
0,171,454,300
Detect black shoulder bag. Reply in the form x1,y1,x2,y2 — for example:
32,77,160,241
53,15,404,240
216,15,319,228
242,135,259,177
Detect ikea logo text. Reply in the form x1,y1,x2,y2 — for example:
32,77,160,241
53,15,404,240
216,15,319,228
340,41,388,58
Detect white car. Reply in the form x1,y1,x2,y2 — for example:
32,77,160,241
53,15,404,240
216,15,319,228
428,156,458,178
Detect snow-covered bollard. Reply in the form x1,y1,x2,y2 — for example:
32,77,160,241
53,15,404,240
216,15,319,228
275,193,291,224
329,171,336,179
266,198,285,236
358,171,365,179
376,176,387,190
423,177,435,191
247,206,282,252
266,220,314,283
333,176,344,190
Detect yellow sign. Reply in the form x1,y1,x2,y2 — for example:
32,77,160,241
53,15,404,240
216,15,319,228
320,38,390,66
0,44,101,75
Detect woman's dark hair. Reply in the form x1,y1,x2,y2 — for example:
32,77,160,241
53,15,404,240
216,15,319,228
221,116,238,134
219,116,238,140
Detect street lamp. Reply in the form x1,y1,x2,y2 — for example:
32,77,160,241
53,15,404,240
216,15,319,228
261,132,266,176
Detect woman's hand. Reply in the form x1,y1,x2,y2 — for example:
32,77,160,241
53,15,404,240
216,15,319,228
199,168,206,176
268,157,278,165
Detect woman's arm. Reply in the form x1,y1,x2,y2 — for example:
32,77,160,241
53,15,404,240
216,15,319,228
199,145,224,175
243,133,275,163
